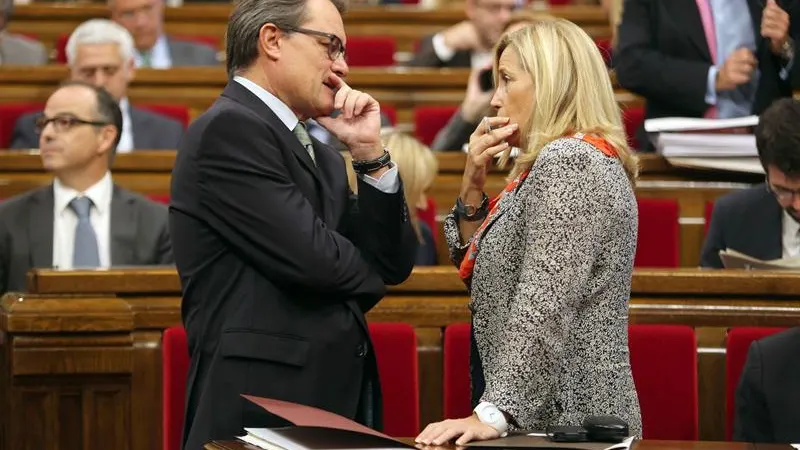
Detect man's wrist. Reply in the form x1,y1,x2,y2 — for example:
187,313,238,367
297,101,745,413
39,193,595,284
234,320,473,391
349,144,384,161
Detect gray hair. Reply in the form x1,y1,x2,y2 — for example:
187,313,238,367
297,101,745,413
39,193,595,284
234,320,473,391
66,19,135,66
225,0,347,78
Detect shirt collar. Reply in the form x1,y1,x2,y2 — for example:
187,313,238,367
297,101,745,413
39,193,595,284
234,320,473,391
53,171,114,216
233,75,299,132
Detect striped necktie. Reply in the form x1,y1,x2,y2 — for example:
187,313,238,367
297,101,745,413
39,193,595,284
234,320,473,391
292,122,317,166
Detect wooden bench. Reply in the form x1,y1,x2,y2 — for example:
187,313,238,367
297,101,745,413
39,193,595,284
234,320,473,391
0,150,757,266
2,267,800,449
6,4,612,54
0,66,644,126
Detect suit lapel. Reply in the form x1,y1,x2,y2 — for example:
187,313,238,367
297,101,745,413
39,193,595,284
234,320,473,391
110,186,138,265
129,107,148,149
675,0,713,61
747,0,767,55
752,185,783,260
28,186,54,268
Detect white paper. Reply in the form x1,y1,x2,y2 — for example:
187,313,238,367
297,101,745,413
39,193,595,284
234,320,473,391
666,157,764,174
790,445,800,450
525,432,548,437
604,436,636,450
644,115,759,132
656,132,757,158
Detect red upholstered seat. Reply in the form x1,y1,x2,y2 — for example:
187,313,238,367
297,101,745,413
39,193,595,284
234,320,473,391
629,324,698,439
724,327,785,440
442,322,472,419
705,201,715,236
381,105,398,126
0,103,44,148
162,326,190,450
138,104,190,128
54,33,70,64
417,197,438,245
622,106,645,151
346,36,396,67
148,194,170,204
594,37,612,66
369,322,420,436
171,35,220,50
414,106,459,147
635,198,680,268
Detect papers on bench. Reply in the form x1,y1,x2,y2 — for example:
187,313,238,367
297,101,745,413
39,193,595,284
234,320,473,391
236,395,413,450
645,115,759,159
719,249,800,270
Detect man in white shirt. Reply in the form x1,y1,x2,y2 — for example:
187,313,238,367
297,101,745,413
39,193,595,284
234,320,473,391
108,0,219,68
9,19,184,151
0,81,173,294
407,0,521,68
701,98,800,267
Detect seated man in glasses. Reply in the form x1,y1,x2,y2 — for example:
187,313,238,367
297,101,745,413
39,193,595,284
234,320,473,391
0,81,174,294
701,98,800,268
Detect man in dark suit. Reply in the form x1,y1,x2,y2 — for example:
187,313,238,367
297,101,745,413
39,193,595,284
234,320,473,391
407,0,519,68
0,0,48,65
614,0,800,152
0,81,173,294
701,98,800,267
10,19,183,150
109,0,219,68
168,0,417,447
733,326,800,442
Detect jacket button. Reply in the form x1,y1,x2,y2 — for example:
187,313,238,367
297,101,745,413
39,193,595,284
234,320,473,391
356,343,368,357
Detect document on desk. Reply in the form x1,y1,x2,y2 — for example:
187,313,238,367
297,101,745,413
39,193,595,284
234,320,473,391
644,115,759,132
465,433,635,450
236,395,413,450
719,249,800,270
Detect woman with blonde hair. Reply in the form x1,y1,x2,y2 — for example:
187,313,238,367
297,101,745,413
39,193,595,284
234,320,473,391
382,130,439,265
416,18,642,444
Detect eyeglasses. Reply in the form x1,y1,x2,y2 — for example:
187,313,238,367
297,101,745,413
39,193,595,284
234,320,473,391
35,114,110,134
282,27,347,61
766,180,800,203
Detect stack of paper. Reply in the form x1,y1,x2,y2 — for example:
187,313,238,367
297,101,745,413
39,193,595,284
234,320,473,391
719,249,800,270
644,116,760,158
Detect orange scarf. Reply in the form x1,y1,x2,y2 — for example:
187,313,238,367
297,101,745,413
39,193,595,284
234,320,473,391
457,133,618,283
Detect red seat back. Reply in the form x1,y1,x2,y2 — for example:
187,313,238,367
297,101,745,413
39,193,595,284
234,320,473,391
369,322,420,436
442,322,472,419
381,105,397,126
138,104,190,127
629,324,698,439
417,197,438,245
346,36,396,67
705,201,715,236
55,33,70,64
162,326,190,450
724,327,785,440
414,106,459,147
635,198,680,268
0,103,44,148
148,194,170,204
595,37,612,66
622,106,645,151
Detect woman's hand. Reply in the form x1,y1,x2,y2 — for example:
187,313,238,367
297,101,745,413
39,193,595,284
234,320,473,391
415,415,501,446
462,117,518,197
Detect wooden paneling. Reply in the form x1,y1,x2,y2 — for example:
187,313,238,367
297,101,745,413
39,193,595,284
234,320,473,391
6,4,612,54
3,267,800,448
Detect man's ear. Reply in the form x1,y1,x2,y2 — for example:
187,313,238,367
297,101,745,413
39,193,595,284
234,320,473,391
125,57,137,83
97,124,118,158
259,23,283,60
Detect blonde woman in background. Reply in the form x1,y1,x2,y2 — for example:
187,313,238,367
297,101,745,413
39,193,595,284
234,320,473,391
416,19,642,445
382,130,439,265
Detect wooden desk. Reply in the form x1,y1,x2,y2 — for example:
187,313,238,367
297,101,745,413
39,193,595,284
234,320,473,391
7,4,611,54
0,150,753,266
0,66,644,125
3,267,800,449
204,439,794,450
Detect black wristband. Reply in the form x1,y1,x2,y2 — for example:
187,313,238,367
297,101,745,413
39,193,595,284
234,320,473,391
352,149,392,175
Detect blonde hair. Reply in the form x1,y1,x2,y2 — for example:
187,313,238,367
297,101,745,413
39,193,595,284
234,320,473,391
492,19,638,185
381,130,438,242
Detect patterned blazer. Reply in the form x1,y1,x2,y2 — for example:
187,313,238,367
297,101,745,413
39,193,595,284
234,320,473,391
444,137,643,435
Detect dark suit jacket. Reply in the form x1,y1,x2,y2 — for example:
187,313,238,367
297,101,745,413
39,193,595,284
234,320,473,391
407,34,472,68
734,327,800,442
700,184,782,268
169,81,417,449
10,106,184,150
0,184,173,294
168,37,220,66
614,0,800,151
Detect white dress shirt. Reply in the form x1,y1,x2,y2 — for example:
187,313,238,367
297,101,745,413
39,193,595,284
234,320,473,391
116,97,134,153
134,34,172,69
233,75,399,193
52,172,113,269
782,211,800,259
431,33,492,69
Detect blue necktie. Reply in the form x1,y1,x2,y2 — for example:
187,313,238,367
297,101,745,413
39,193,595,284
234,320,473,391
69,196,100,268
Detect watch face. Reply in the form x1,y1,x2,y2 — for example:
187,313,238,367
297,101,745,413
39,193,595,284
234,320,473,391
464,205,478,216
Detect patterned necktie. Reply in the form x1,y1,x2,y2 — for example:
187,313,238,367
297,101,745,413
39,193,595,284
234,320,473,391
140,51,152,67
69,196,100,268
292,122,317,166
